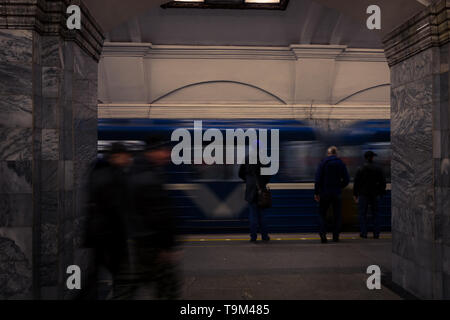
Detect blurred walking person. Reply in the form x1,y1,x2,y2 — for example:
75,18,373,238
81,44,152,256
353,151,386,239
82,143,133,299
239,158,271,243
125,135,181,299
314,146,350,243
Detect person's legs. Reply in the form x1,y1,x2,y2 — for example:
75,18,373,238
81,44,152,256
112,260,139,300
370,196,380,238
331,195,342,240
318,196,331,237
248,203,258,241
358,195,369,237
155,259,181,300
111,241,138,300
257,208,270,241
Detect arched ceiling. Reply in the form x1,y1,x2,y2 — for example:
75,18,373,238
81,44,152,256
84,0,428,48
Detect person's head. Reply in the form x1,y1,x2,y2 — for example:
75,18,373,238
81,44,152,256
144,135,171,166
364,150,377,163
108,142,132,167
327,146,338,157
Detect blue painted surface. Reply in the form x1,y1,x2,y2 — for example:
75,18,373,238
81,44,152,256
98,119,392,234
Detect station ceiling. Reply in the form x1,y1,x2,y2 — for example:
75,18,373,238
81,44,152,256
85,0,428,48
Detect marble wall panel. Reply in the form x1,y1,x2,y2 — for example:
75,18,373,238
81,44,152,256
390,35,450,299
0,194,33,228
1,1,102,299
390,48,438,89
42,37,61,68
0,30,33,129
0,30,32,64
41,129,59,161
0,57,33,96
39,254,58,287
74,45,97,81
40,161,58,194
0,161,32,194
444,244,450,274
0,95,32,128
0,128,32,161
73,117,98,164
42,67,61,99
0,236,32,299
41,98,58,130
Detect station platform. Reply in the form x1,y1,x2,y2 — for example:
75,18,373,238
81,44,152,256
178,232,409,300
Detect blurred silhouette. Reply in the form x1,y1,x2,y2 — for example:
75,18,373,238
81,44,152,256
314,146,350,243
239,157,271,243
119,135,181,299
353,150,386,239
82,142,133,299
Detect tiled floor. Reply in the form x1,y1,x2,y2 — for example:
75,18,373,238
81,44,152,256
179,233,401,300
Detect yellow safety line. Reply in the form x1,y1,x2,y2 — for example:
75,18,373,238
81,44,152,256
181,236,392,242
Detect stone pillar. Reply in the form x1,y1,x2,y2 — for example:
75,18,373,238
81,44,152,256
0,0,103,299
383,0,450,299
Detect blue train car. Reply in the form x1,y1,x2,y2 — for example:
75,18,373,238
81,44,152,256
98,119,392,234
98,119,324,233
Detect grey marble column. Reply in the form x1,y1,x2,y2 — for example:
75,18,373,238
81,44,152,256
0,0,103,299
383,0,450,299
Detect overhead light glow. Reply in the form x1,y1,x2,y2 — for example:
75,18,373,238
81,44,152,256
174,0,281,2
245,0,280,3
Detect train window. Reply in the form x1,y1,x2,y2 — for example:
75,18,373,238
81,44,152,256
279,141,323,182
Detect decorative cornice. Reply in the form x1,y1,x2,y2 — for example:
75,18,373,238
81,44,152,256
382,0,450,67
98,103,390,120
148,45,295,60
290,44,346,60
101,42,387,62
101,42,151,57
0,0,104,61
336,48,387,62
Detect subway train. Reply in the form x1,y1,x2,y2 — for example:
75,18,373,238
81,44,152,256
97,119,391,234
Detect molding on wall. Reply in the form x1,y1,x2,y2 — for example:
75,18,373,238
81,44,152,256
290,44,346,59
101,42,152,57
98,103,390,120
101,42,387,62
383,0,450,66
0,0,104,60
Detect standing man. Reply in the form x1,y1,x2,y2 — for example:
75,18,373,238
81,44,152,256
353,151,386,239
239,160,271,243
314,146,350,243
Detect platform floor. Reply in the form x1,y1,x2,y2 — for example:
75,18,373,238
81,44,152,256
179,232,402,300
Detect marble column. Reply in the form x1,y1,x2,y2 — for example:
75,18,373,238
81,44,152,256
0,0,103,299
383,0,450,299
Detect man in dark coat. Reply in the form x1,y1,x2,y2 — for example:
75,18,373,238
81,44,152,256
353,150,387,239
123,136,180,299
83,143,133,299
239,160,271,242
314,146,350,243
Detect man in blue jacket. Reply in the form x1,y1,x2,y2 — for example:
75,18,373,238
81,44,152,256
314,146,350,243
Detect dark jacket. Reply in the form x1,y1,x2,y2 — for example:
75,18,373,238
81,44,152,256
239,163,271,204
84,162,131,273
353,161,386,197
129,156,177,250
314,155,350,196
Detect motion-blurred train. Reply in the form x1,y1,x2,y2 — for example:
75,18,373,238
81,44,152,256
98,119,391,234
